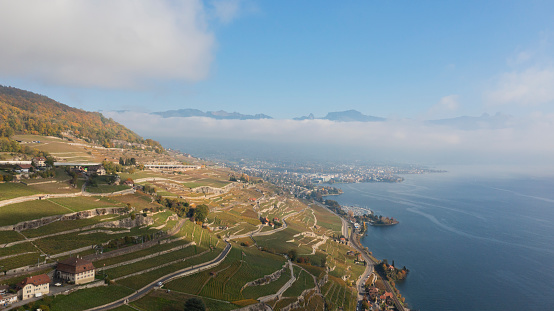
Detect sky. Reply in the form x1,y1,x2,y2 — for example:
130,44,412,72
1,0,554,167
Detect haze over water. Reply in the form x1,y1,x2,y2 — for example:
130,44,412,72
331,167,554,311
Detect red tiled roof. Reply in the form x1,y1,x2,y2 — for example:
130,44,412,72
17,274,50,289
57,257,95,274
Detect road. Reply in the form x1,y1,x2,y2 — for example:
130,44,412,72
227,210,300,240
316,201,405,310
349,224,405,311
85,241,232,311
258,259,295,302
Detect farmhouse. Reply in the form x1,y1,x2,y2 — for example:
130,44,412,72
56,257,96,284
32,157,47,167
17,274,50,300
15,164,32,173
87,165,106,176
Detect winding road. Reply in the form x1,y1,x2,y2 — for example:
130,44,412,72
85,241,232,311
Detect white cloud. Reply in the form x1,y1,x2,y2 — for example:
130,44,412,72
104,111,554,167
486,67,554,106
211,0,242,24
426,95,459,119
0,0,214,88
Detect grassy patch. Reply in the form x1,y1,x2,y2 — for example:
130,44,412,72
283,268,315,297
86,184,131,194
166,245,286,302
0,241,36,257
49,284,134,311
49,196,122,212
0,182,40,200
0,199,70,226
241,266,291,300
105,245,198,279
22,214,120,238
93,239,191,267
27,181,80,194
116,247,221,290
0,230,25,244
129,289,237,311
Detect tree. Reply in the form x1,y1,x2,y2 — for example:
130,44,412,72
194,204,209,222
184,297,205,311
287,249,298,261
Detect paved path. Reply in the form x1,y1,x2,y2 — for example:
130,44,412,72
85,242,232,311
258,259,295,302
228,210,301,240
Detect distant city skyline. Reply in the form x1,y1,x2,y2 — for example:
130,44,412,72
0,0,553,120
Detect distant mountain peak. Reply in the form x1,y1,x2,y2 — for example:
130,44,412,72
426,112,513,130
322,110,385,122
293,113,315,121
152,109,272,120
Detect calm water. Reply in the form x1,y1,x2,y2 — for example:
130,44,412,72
331,168,554,311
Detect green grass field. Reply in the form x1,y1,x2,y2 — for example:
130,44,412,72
127,289,238,311
283,267,315,297
182,178,230,189
48,284,135,311
33,226,155,255
116,247,221,290
0,182,41,200
105,245,198,279
21,214,120,238
93,239,191,267
0,199,71,226
165,245,286,302
86,184,131,193
49,196,122,212
241,266,291,299
1,252,42,270
0,230,25,244
110,192,161,211
0,241,36,258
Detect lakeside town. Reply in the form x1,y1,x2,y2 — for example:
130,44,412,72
213,158,444,200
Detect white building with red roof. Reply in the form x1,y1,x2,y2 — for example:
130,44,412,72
17,274,50,300
56,257,96,284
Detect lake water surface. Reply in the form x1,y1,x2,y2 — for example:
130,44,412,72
331,167,554,311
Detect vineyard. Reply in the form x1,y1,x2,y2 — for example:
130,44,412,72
165,245,287,302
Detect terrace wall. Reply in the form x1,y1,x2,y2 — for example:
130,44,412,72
0,207,127,231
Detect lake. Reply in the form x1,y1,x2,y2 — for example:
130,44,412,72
330,167,554,311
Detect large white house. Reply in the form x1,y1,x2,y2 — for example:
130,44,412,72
56,257,96,284
17,274,50,300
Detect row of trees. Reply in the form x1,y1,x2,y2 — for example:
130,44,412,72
118,157,136,166
155,196,209,222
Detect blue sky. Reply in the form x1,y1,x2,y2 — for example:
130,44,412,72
2,0,554,167
1,0,554,119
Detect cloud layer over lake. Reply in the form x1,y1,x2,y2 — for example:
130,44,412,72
106,111,554,168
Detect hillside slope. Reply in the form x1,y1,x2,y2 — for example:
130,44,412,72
0,85,162,150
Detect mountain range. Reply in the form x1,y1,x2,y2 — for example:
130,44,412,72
152,108,511,130
152,108,272,120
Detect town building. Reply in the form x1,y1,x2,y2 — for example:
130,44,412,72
17,274,50,300
32,157,47,167
87,165,106,176
15,164,32,173
56,257,96,284
0,293,18,307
